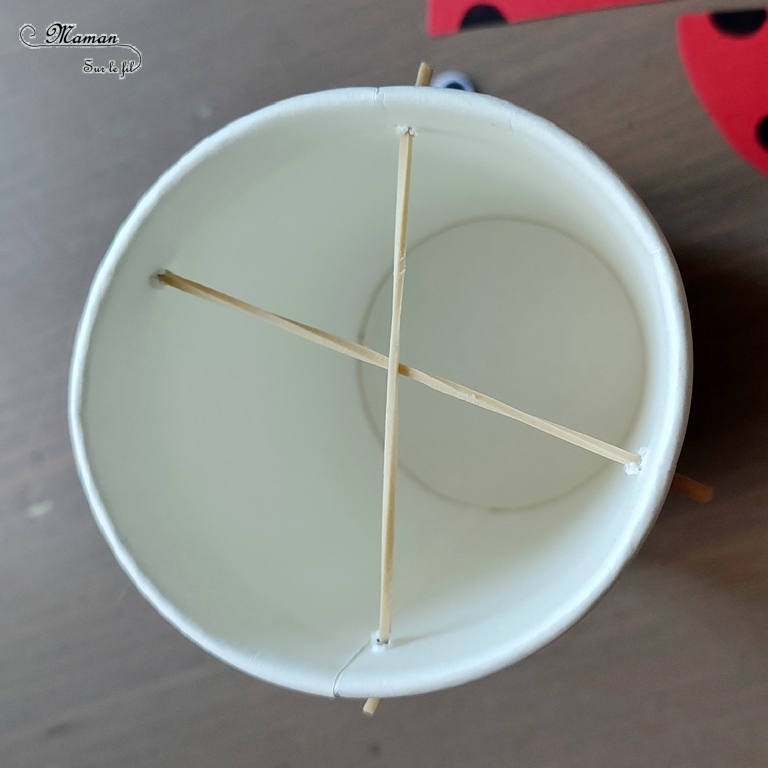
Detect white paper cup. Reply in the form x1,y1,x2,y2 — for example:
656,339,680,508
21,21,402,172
69,87,691,699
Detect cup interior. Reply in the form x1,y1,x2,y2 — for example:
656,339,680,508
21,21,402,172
70,87,690,698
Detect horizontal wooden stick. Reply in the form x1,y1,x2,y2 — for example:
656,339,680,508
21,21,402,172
363,697,381,715
156,270,640,466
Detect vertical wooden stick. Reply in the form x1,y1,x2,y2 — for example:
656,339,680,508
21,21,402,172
415,62,434,87
369,70,429,699
378,128,414,648
366,107,417,696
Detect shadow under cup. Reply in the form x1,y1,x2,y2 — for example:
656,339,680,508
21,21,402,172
69,87,691,699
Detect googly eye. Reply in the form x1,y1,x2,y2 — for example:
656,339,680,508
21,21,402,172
431,70,477,92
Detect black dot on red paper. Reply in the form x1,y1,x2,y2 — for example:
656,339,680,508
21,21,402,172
711,9,766,36
461,5,507,29
757,116,768,151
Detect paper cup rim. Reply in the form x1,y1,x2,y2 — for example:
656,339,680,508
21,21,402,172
69,86,691,698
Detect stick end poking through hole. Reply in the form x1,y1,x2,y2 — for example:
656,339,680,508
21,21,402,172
151,270,173,289
415,62,434,87
671,473,714,503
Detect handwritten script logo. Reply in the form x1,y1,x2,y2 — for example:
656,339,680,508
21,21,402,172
20,22,142,78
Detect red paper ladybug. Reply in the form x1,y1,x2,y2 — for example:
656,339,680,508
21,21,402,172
427,0,663,36
678,9,768,175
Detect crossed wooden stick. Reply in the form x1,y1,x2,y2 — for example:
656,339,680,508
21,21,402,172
156,62,711,715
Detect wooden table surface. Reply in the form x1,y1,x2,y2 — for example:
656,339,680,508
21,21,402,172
2,0,768,765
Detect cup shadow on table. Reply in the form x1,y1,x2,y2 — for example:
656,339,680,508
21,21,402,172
676,253,768,475
638,248,768,604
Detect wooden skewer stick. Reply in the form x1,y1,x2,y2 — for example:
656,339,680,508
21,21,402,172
362,62,431,717
415,61,434,87
157,270,640,466
378,128,414,648
158,271,713,503
670,473,713,503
